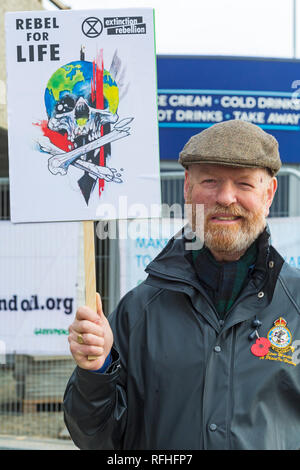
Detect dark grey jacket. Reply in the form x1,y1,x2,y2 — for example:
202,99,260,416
63,231,300,450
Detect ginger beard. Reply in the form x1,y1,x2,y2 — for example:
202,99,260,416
186,189,268,255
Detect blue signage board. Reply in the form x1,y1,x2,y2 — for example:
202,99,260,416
157,56,300,163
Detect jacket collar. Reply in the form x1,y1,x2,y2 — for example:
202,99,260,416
192,240,258,317
145,223,284,306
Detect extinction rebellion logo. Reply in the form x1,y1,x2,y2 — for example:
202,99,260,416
82,17,103,38
104,16,146,35
81,16,146,37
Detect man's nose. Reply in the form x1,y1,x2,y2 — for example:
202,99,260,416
216,181,237,206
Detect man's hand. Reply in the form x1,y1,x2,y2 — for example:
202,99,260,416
68,292,114,370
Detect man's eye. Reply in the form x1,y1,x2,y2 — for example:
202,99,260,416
239,182,253,188
202,179,216,184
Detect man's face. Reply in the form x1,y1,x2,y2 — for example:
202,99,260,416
184,164,277,260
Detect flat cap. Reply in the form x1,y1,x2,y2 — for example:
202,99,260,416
178,120,282,176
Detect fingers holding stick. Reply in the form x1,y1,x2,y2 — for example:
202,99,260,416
88,292,104,361
68,292,113,369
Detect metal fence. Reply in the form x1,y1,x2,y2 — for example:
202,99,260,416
0,178,75,439
0,355,74,439
0,168,299,440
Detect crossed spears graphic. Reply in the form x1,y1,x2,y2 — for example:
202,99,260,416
39,117,133,183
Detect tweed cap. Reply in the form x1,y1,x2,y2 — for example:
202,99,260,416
178,120,282,176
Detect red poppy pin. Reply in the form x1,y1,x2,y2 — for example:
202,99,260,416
251,337,271,357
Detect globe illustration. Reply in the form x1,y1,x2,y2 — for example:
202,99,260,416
44,60,119,119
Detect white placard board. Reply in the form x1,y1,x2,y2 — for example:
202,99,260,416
0,221,79,355
119,217,300,298
5,8,160,223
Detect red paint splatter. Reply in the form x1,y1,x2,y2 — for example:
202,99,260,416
33,120,73,152
91,49,105,196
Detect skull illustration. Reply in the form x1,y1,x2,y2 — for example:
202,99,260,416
44,60,119,148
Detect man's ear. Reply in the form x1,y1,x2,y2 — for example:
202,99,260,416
265,177,278,217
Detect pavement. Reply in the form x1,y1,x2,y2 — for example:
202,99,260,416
0,434,78,450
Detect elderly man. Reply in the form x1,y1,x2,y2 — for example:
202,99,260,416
63,120,300,450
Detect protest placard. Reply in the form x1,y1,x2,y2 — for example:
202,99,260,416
5,8,160,223
5,8,160,355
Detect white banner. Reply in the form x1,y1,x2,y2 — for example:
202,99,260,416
0,221,79,355
119,218,185,297
5,8,160,223
119,217,300,298
268,217,300,269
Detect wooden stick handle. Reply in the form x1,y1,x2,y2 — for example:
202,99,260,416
83,220,96,312
83,221,98,361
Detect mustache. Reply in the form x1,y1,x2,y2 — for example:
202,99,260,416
205,204,250,219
